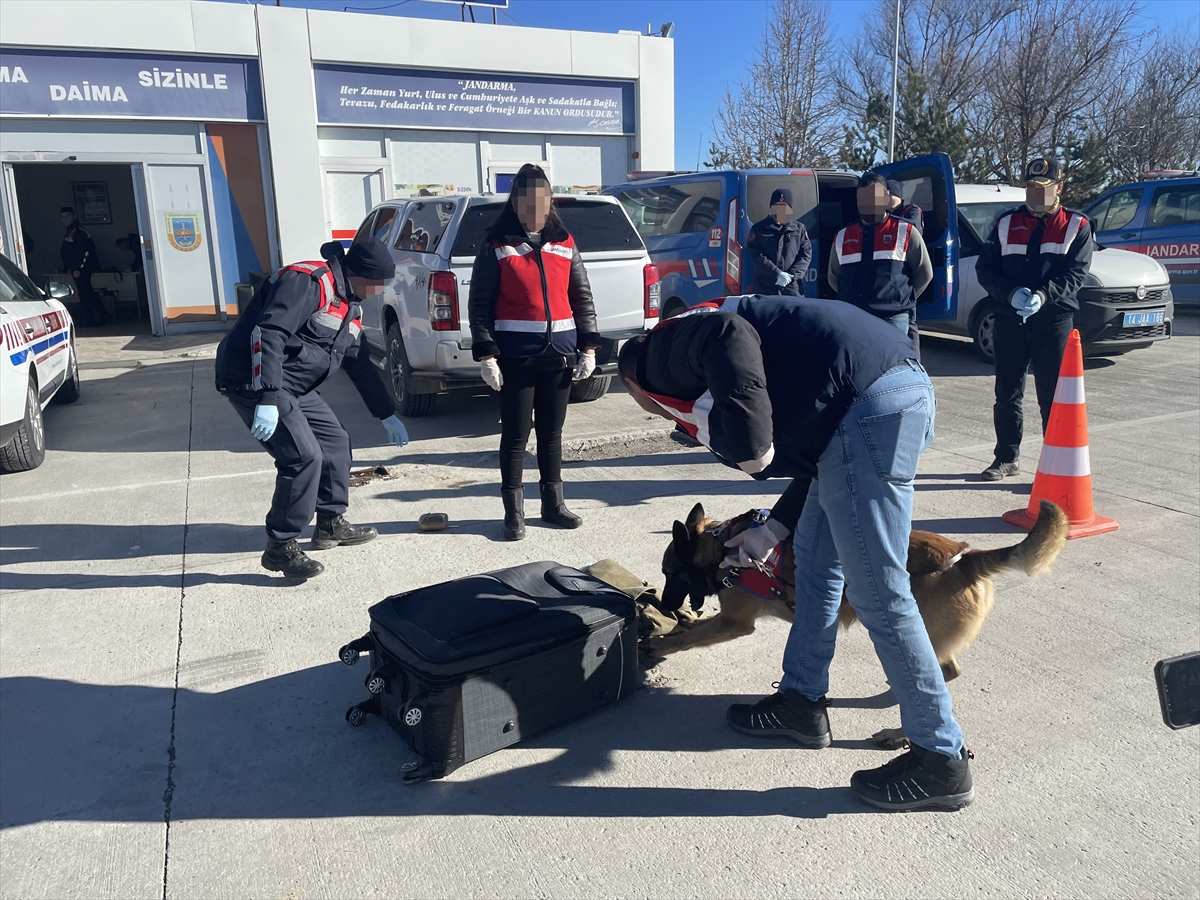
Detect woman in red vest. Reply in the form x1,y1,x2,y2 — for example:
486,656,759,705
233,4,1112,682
469,164,601,540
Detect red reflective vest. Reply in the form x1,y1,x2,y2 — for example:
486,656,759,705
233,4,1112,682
997,206,1087,258
833,217,916,316
492,235,578,357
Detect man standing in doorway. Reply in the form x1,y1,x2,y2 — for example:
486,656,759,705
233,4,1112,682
58,207,105,326
974,157,1093,482
746,188,812,296
829,172,931,344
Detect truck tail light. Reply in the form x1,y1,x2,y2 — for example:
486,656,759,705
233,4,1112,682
724,196,742,295
643,263,661,324
428,271,459,332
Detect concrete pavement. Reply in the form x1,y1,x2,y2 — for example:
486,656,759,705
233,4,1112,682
1,320,1197,899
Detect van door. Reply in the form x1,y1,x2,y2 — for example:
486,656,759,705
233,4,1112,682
878,152,959,320
742,170,820,296
1142,181,1200,305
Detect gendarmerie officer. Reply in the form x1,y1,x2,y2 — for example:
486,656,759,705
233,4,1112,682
746,188,812,296
975,157,1093,481
58,207,105,326
215,238,409,579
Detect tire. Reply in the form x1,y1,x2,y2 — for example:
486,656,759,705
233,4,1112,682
384,321,435,418
971,302,999,364
568,375,611,403
346,707,367,727
662,298,686,319
52,342,81,404
0,378,46,473
339,644,359,666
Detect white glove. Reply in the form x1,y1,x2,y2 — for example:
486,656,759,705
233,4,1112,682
481,358,503,391
775,271,793,287
722,515,791,569
572,352,596,382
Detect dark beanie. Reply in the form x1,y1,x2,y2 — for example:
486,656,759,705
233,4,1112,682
769,188,793,208
341,237,395,280
886,179,903,197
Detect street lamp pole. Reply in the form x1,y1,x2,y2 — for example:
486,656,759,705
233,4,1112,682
888,0,900,163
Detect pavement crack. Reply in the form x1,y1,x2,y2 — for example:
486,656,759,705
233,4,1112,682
162,360,195,900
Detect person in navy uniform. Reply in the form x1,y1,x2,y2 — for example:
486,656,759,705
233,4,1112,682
746,188,812,296
215,238,409,579
617,295,973,812
975,157,1093,481
886,178,925,232
58,207,105,326
828,172,932,346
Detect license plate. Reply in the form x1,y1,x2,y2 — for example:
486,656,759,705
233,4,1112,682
1123,310,1165,327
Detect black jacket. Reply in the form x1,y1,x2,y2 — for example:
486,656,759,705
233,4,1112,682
975,204,1093,316
746,217,812,295
60,225,97,274
635,295,916,529
214,252,395,419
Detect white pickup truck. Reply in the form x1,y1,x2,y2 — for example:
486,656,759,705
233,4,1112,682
351,194,660,416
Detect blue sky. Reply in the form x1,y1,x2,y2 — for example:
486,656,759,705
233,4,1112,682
220,0,1199,170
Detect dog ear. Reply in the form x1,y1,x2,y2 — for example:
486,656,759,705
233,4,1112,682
672,520,691,550
685,502,706,533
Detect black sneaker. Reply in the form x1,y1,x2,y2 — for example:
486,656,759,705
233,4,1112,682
851,745,975,811
726,690,831,747
261,538,325,579
312,514,378,550
980,460,1019,481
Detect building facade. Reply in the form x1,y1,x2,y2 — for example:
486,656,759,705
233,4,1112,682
0,0,674,334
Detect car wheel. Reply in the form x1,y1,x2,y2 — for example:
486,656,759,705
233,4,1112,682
0,378,47,473
385,321,435,418
52,342,81,404
971,303,998,364
568,375,611,403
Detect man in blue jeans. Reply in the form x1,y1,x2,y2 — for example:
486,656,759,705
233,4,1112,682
617,294,972,811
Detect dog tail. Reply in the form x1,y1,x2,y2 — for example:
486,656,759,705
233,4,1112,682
954,500,1069,581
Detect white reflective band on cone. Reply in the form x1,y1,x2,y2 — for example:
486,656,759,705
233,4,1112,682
1053,376,1085,405
1037,444,1091,477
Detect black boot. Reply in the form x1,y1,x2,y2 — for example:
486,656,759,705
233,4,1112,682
540,481,582,529
261,538,326,579
312,513,378,550
502,487,525,541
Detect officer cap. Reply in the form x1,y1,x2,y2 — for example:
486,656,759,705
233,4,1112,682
1024,157,1063,186
769,188,793,209
343,237,396,280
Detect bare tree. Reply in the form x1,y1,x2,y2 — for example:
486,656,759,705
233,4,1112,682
709,0,840,168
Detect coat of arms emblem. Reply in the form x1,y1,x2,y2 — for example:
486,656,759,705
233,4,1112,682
166,214,202,252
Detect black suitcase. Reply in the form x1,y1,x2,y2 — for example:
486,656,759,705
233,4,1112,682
339,561,638,781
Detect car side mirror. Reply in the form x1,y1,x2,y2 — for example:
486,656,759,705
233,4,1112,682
46,280,73,299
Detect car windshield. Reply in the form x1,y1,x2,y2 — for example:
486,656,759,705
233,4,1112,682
451,199,642,257
0,254,44,303
958,202,1017,242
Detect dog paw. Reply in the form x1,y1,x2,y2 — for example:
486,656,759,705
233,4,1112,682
871,728,910,750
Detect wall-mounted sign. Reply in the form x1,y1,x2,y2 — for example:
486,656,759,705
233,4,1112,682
314,65,633,135
0,48,263,121
72,182,111,224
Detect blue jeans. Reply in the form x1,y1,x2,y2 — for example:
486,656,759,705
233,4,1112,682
778,361,963,758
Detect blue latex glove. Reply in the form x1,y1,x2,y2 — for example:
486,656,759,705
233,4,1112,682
381,414,409,447
250,404,278,442
1010,287,1038,323
775,271,793,287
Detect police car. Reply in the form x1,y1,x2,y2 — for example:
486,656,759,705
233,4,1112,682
0,252,80,472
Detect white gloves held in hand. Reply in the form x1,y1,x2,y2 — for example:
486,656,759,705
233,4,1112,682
776,271,794,288
722,514,791,569
481,357,503,391
572,352,596,382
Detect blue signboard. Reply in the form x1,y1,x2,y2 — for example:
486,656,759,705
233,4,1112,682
0,48,263,121
314,65,633,135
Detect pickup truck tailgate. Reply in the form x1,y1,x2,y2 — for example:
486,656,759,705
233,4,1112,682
579,250,649,335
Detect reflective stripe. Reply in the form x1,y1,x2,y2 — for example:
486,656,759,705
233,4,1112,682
998,215,1024,255
872,220,910,261
348,319,362,339
1040,213,1085,255
835,228,861,264
251,325,262,390
1053,375,1085,405
645,389,714,449
541,242,574,260
1037,444,1091,477
738,444,775,474
495,243,533,259
310,309,345,331
494,317,576,333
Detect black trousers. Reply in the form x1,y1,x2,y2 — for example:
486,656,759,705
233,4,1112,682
73,271,106,326
992,308,1074,464
227,390,351,541
498,364,572,492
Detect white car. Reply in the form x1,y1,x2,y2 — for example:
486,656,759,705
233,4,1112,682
0,253,80,472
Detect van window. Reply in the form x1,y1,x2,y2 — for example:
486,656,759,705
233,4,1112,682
1089,189,1143,232
746,175,811,224
395,200,456,254
450,200,643,257
1148,185,1200,228
614,181,722,238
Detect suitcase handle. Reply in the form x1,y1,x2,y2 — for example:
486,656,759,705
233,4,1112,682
546,566,612,595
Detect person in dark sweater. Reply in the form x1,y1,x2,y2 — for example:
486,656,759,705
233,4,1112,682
746,188,812,296
58,207,105,326
618,295,973,812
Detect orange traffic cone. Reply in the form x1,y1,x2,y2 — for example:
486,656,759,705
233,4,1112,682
1002,329,1119,540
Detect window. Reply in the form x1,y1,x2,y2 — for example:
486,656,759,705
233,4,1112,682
956,212,983,258
352,212,377,246
449,200,643,258
747,175,811,224
1148,185,1200,228
0,253,45,303
370,206,401,243
615,180,723,238
1089,189,1143,233
958,202,1018,243
394,200,456,254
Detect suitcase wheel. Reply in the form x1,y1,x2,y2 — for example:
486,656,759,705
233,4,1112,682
345,697,379,726
339,644,360,666
403,705,423,727
346,707,367,727
366,674,387,695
